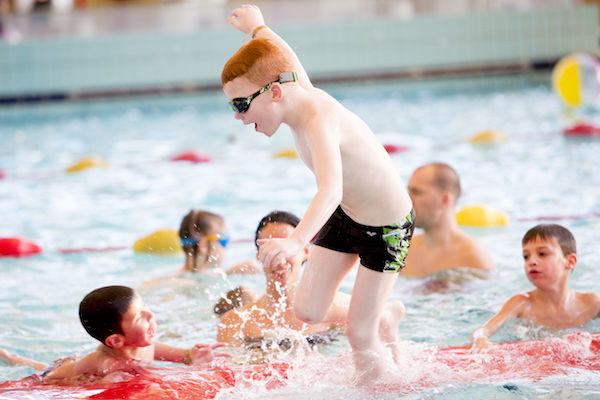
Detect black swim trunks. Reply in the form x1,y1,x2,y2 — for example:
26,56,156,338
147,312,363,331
313,206,415,273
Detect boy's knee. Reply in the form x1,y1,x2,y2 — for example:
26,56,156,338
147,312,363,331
293,303,324,324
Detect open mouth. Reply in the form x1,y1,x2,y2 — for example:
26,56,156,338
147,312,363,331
147,324,156,339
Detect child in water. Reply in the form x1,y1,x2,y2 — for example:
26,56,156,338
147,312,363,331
179,209,260,275
471,224,600,350
43,285,229,382
217,211,349,349
222,5,414,383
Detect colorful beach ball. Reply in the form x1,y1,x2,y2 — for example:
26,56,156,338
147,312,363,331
552,53,600,108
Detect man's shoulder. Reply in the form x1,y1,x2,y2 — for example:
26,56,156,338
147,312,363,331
455,231,495,269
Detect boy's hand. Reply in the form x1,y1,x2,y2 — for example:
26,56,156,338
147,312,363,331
190,343,231,365
470,337,494,353
257,237,302,270
228,4,265,35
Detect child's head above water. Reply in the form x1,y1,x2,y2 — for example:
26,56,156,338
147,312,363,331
79,285,137,346
522,224,577,257
179,210,229,271
254,210,300,248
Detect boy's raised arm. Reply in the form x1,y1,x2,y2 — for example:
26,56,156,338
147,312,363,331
228,4,312,88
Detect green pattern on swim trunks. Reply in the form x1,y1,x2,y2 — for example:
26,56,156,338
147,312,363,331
382,211,414,273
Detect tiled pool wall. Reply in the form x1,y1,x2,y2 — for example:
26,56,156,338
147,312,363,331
0,3,597,101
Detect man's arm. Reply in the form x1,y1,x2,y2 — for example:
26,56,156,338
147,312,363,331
228,4,312,88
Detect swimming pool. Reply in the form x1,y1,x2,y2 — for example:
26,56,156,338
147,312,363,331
1,72,599,399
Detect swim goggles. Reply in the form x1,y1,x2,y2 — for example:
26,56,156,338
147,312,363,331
180,233,230,248
228,71,297,113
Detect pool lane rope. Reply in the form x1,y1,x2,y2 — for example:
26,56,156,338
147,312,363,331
0,230,253,258
2,210,600,257
0,150,212,180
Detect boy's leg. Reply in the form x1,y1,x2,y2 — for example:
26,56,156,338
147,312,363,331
347,265,399,384
294,245,358,324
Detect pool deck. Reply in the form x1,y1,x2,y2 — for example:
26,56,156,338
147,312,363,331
0,0,598,103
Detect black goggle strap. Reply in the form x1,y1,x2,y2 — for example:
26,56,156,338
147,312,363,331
229,71,297,112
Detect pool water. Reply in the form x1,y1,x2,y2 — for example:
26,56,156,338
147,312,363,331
1,72,599,399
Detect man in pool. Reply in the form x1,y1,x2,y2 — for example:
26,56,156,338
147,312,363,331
402,162,495,277
471,224,600,350
43,285,229,382
222,5,414,384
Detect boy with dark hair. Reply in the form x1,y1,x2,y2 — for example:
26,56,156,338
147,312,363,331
471,224,600,350
45,285,228,381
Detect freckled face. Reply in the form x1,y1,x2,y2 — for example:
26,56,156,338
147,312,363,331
223,77,279,137
522,237,569,287
119,295,156,348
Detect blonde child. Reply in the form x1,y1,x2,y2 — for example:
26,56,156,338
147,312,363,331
471,224,600,350
222,5,414,383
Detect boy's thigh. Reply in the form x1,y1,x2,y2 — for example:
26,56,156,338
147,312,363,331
295,245,358,313
347,265,399,326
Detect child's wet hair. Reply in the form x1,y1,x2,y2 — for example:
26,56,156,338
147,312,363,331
522,224,576,256
254,210,300,247
221,38,294,86
179,210,224,252
79,285,136,345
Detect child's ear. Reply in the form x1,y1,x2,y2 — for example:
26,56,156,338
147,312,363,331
105,334,125,349
565,253,577,271
270,83,283,102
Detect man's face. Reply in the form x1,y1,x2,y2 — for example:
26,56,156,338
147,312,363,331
407,167,444,229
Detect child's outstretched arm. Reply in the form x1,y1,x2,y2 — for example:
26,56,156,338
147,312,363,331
154,342,230,365
228,4,312,88
471,294,528,351
0,348,48,371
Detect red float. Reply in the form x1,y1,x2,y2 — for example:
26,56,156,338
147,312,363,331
0,237,42,257
0,333,598,399
170,150,212,163
383,144,410,154
563,123,600,137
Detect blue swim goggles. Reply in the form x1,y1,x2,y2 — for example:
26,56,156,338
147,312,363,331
228,71,297,114
180,233,230,248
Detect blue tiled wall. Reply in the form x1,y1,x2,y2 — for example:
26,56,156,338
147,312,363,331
0,5,597,98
